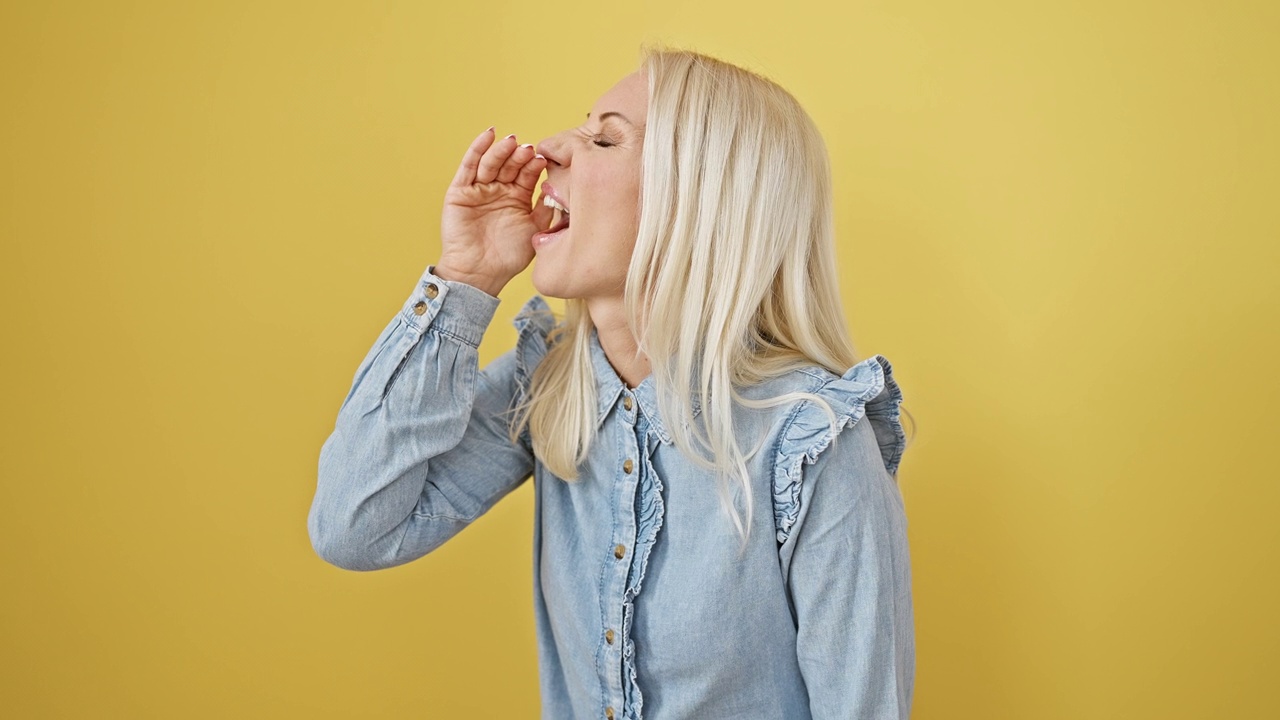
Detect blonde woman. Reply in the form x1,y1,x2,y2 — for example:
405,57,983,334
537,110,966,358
309,45,916,720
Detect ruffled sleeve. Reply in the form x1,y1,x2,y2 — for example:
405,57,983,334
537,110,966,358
771,354,907,546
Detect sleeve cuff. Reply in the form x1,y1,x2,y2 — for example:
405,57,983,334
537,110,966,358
399,264,501,347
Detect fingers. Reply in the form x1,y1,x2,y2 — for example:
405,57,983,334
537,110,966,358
476,133,523,184
451,128,546,191
497,143,536,183
450,127,495,188
516,152,547,191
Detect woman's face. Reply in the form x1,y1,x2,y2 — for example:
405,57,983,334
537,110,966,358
531,69,647,300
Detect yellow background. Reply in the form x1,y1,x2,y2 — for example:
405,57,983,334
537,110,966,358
2,1,1276,717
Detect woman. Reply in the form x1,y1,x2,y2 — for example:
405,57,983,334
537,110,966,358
309,46,915,720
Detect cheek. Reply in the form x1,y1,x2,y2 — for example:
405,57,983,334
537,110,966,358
584,168,641,216
588,192,641,246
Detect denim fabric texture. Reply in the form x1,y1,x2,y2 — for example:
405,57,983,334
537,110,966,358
309,264,915,720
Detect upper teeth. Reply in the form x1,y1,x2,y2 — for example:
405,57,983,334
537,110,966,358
543,195,570,213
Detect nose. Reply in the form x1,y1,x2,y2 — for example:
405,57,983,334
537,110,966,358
535,130,570,167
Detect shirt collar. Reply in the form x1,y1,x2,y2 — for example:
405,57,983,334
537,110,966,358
588,326,702,445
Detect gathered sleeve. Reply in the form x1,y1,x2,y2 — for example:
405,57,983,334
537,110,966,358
772,355,914,719
307,263,553,571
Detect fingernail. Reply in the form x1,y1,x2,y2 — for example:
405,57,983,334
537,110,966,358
534,153,545,159
486,126,494,133
506,133,516,140
521,143,533,149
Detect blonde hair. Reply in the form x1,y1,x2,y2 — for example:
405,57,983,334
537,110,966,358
509,44,915,551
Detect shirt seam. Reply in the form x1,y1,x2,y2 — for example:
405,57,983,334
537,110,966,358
425,323,480,349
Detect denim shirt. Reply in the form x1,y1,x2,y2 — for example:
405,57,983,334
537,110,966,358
309,264,915,720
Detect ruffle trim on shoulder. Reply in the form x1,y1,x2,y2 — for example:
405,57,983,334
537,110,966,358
511,295,556,451
511,295,556,394
771,354,907,545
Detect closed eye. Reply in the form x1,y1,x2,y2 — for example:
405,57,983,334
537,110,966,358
576,127,617,148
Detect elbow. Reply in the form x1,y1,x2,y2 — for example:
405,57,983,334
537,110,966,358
307,504,392,572
309,531,381,572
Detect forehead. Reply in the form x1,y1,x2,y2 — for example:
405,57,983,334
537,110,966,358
588,70,647,124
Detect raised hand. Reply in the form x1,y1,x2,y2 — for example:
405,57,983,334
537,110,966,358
436,127,554,296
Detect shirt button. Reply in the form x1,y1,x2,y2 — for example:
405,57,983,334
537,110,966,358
412,301,427,315
424,283,439,299
623,458,633,474
623,395,633,411
605,707,614,719
614,543,626,559
605,629,615,644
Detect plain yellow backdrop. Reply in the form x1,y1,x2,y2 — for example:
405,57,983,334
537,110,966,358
2,1,1277,717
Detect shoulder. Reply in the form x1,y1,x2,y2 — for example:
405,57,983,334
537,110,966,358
770,354,908,545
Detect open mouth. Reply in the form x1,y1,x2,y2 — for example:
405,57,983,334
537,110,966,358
544,195,571,233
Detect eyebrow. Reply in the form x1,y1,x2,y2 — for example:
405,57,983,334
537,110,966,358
586,111,633,125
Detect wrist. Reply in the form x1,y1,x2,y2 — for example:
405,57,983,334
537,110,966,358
432,263,505,298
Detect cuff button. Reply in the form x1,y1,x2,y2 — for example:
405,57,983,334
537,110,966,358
425,283,439,299
412,301,427,315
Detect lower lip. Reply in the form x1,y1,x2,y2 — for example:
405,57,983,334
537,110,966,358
532,225,568,250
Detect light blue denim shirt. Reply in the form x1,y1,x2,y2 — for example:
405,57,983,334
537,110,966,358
309,264,914,720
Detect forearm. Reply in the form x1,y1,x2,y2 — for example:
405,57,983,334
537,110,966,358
308,264,503,570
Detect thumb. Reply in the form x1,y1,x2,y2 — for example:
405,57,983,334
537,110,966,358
531,189,554,231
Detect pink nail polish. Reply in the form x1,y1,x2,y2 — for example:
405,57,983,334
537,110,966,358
506,133,516,140
486,126,494,133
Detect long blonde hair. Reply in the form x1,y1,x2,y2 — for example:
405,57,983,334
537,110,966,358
509,44,914,551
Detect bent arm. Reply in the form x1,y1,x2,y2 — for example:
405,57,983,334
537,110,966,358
786,417,915,719
308,264,534,571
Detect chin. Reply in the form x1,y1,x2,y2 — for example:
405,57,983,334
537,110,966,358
530,264,570,300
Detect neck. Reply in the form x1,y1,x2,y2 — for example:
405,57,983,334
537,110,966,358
587,295,651,390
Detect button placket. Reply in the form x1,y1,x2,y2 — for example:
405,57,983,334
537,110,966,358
601,395,643,713
617,410,661,719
